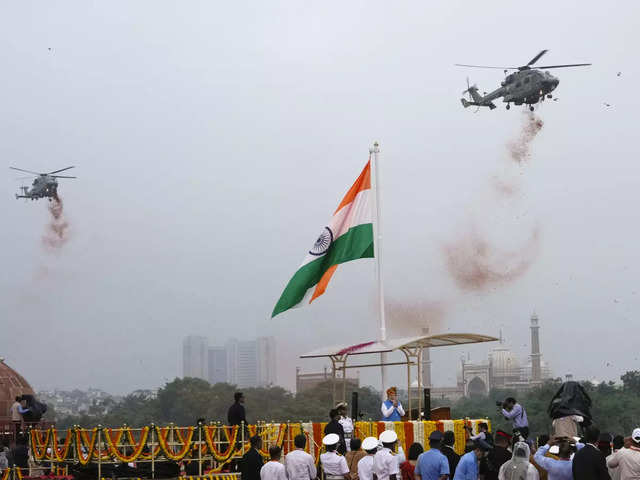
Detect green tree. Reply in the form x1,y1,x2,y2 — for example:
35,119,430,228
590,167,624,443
621,371,640,394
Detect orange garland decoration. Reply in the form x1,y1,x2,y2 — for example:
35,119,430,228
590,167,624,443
104,427,150,462
75,428,98,465
203,425,238,462
51,429,74,461
30,428,51,460
155,425,194,461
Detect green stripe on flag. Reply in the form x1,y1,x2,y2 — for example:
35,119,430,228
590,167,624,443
272,223,374,318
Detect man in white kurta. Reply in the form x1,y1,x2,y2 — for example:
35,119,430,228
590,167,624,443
285,434,317,480
261,446,288,480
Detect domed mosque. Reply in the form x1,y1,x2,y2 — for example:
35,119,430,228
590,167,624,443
429,313,553,400
0,357,35,423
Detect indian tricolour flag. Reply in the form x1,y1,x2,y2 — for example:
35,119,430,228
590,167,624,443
272,160,374,318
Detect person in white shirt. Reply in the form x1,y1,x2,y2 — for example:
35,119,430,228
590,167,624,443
374,430,400,480
285,434,317,480
381,388,405,422
606,435,624,480
337,402,354,451
358,437,379,480
261,446,288,480
321,434,350,480
607,428,640,480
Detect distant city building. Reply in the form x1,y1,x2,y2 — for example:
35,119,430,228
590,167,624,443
182,335,209,381
429,313,553,401
183,335,277,388
208,346,228,385
296,367,360,393
226,337,277,388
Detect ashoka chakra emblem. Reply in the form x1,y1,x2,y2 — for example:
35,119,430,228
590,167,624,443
309,227,333,256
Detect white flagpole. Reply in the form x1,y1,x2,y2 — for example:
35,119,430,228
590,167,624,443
369,141,387,399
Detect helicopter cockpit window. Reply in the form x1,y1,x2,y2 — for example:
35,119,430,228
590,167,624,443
505,74,515,84
524,76,530,84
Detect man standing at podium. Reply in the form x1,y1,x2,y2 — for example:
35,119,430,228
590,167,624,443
381,387,405,421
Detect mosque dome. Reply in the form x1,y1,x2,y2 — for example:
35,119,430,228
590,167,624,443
489,346,521,377
0,358,35,422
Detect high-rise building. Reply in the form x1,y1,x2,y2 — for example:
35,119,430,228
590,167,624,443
225,337,277,388
257,336,277,386
182,336,208,380
208,346,228,384
183,336,277,388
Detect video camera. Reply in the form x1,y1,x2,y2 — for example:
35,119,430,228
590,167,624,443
495,400,504,408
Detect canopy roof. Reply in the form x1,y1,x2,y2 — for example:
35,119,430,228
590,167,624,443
300,333,498,358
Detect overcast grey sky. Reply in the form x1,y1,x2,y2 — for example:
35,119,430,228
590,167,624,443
1,1,639,394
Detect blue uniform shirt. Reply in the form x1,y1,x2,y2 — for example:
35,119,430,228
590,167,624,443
453,452,478,480
414,449,449,480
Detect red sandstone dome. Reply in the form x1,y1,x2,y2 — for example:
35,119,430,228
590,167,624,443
0,358,35,422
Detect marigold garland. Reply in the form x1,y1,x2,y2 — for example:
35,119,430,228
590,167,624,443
75,428,98,465
203,425,238,462
1,468,10,480
155,425,194,461
31,428,51,460
28,420,488,465
51,429,74,461
104,427,150,462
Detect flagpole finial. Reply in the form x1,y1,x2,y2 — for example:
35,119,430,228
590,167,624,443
369,141,380,154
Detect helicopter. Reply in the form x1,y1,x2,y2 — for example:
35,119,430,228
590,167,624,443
10,166,76,201
455,50,591,111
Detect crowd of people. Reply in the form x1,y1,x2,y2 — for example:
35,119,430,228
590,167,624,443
4,385,640,480
237,386,640,480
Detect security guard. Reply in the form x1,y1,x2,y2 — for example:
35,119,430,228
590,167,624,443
320,433,350,480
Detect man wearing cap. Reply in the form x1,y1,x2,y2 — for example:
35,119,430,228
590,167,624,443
607,428,640,479
375,430,401,480
454,439,492,480
358,437,380,480
326,409,348,454
414,431,449,480
337,402,355,451
381,388,405,422
441,431,460,477
321,433,351,480
483,430,512,480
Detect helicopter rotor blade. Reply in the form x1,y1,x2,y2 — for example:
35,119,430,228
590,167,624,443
9,167,41,175
536,63,592,69
527,49,548,66
47,166,75,174
454,64,518,70
14,176,33,180
50,175,76,179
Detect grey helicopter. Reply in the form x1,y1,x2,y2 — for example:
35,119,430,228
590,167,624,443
456,50,590,111
10,166,76,200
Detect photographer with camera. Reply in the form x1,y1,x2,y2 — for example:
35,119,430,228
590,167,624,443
498,397,529,440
